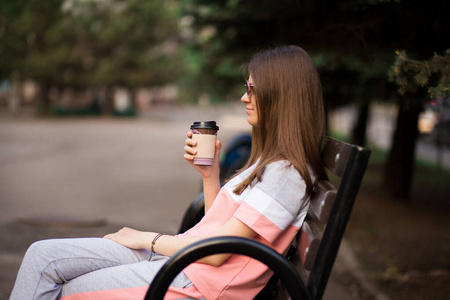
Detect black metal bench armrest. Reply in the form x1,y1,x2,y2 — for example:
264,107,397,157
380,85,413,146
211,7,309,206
145,236,312,300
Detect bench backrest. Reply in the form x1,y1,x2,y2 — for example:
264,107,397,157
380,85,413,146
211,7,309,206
290,137,370,299
176,136,371,300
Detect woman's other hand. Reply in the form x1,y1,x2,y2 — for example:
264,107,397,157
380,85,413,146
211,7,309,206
104,227,153,250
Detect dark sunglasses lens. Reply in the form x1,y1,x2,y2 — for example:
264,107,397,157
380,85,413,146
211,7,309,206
245,83,251,95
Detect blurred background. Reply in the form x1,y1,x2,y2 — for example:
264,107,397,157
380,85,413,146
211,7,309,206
1,0,449,299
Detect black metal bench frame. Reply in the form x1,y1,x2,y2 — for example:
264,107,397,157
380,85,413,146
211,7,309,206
145,137,371,300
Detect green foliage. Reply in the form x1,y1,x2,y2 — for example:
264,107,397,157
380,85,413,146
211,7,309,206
0,0,180,89
314,52,394,108
0,0,65,79
178,0,449,104
389,50,450,99
61,0,180,88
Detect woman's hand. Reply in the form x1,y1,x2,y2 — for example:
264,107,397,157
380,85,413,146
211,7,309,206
184,130,222,179
104,227,153,250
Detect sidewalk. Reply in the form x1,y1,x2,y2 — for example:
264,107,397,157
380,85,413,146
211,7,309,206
0,105,387,299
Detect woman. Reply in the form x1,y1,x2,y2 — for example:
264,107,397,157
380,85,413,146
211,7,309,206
10,45,327,300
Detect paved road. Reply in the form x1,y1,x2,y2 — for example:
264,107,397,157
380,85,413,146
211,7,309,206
0,105,383,299
0,105,251,230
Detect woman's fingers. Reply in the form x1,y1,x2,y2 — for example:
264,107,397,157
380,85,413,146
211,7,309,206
215,139,222,152
184,131,197,159
185,138,197,147
184,145,197,156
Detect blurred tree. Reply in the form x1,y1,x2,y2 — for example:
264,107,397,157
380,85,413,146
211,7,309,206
0,0,180,115
0,0,68,114
178,0,402,131
179,0,449,199
377,2,449,199
385,50,450,198
0,0,27,80
389,50,450,100
60,0,180,115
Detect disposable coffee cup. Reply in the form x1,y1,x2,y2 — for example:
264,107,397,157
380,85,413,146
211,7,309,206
190,121,219,166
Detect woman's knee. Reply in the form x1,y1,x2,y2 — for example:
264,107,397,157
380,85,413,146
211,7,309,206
24,239,60,264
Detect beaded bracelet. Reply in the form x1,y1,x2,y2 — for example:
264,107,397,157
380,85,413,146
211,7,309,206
151,233,163,253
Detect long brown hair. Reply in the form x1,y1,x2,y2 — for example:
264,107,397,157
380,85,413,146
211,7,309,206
234,45,327,196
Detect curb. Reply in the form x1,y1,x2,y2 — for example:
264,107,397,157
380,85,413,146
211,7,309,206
339,239,391,300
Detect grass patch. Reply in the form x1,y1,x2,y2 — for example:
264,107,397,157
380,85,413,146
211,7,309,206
328,130,350,143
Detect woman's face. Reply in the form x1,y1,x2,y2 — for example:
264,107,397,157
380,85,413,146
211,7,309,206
241,75,258,126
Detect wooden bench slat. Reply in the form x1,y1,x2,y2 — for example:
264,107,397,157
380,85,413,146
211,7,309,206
297,220,321,271
309,180,337,224
322,138,352,177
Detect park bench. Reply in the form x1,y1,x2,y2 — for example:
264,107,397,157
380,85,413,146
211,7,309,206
145,136,371,299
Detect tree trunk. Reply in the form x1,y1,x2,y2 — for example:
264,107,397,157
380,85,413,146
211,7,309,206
351,99,370,147
36,81,51,116
382,95,421,200
8,75,22,114
102,86,114,115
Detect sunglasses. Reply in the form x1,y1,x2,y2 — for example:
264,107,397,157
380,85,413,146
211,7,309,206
245,81,254,96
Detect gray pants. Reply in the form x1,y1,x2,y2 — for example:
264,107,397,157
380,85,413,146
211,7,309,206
10,238,194,300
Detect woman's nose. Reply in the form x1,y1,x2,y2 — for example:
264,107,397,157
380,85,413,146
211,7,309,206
241,93,249,103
